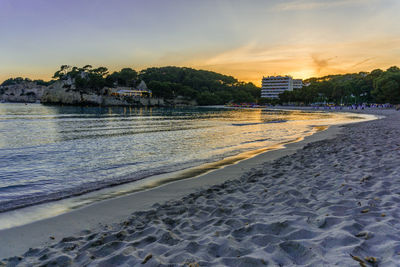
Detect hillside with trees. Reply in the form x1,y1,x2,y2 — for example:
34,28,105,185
42,65,260,105
139,66,259,105
279,66,400,105
3,65,400,105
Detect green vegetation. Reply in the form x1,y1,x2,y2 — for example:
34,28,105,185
106,68,138,87
279,66,400,105
3,65,400,105
49,65,260,104
139,67,259,104
52,65,109,93
1,77,53,87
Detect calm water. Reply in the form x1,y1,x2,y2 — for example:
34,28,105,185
0,104,366,214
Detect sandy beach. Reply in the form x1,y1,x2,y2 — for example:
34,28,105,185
1,108,399,266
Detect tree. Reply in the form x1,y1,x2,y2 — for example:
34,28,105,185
106,68,138,87
138,66,260,105
118,68,137,86
387,66,400,73
372,72,400,103
232,90,254,103
148,81,174,99
92,67,109,77
53,65,71,80
82,65,92,71
279,67,400,105
197,92,221,105
215,91,233,103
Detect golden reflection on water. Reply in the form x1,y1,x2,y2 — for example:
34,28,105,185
0,123,331,230
0,105,377,230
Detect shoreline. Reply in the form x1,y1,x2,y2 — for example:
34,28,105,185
0,125,329,230
0,109,372,229
0,110,377,259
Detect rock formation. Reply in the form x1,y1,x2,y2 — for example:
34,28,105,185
0,81,46,103
0,79,194,107
40,80,165,106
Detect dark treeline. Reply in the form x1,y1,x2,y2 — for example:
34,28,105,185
279,66,400,105
4,65,400,105
1,77,53,87
140,67,259,104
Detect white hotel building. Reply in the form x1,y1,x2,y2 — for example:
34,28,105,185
261,76,303,99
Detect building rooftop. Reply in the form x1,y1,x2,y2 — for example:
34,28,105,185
262,75,292,79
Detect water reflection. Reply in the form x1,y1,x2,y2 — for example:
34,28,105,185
0,103,373,217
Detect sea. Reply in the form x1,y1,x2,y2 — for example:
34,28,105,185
0,103,372,229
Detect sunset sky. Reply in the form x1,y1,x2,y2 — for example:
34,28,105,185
1,0,399,85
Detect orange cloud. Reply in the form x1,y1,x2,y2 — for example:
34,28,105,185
2,37,399,87
182,36,400,85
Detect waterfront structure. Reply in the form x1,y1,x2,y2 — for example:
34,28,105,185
111,81,152,97
261,76,302,98
261,76,290,99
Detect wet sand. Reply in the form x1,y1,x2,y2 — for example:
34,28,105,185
2,109,399,266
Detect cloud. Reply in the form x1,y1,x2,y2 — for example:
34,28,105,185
3,36,398,86
274,0,374,11
351,58,375,68
311,54,337,73
198,42,308,66
182,36,400,85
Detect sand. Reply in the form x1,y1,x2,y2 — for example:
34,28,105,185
1,109,400,266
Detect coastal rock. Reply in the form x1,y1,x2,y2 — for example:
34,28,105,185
41,81,82,104
0,81,46,103
40,81,166,106
0,79,187,107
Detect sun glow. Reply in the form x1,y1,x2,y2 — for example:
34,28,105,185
1,0,400,86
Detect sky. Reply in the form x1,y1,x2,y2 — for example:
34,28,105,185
1,0,399,85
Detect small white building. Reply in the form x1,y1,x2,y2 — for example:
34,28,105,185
261,76,302,99
111,81,152,97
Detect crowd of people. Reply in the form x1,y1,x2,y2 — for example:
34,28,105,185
311,103,398,110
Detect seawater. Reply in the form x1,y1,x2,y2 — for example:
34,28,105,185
0,104,369,223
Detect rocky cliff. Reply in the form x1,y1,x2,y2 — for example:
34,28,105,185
0,80,195,107
40,80,165,107
0,82,46,103
40,80,99,105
